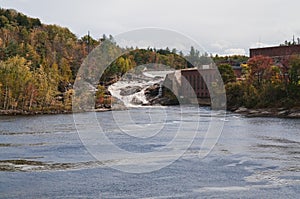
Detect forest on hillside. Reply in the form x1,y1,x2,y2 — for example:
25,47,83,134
0,8,299,114
0,8,219,112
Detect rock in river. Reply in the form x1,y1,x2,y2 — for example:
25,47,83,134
120,86,142,96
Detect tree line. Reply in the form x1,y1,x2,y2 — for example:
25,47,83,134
224,55,300,109
1,8,298,113
0,8,210,112
0,8,95,112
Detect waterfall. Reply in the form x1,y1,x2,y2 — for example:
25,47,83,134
108,70,173,108
108,81,150,107
157,83,163,98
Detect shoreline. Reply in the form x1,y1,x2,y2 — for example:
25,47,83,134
0,109,72,116
1,107,300,119
232,107,300,119
0,108,111,116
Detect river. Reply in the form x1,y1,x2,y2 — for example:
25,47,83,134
1,106,300,198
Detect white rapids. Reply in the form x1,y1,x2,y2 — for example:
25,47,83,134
108,71,173,108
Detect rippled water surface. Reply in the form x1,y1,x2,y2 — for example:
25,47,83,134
1,107,300,198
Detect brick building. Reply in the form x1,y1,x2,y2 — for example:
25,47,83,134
250,44,300,58
163,68,218,102
249,44,300,74
180,68,218,99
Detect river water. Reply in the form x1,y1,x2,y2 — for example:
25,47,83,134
1,106,300,198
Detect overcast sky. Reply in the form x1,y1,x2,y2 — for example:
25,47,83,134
1,0,300,56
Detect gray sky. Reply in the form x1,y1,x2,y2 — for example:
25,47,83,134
1,0,300,56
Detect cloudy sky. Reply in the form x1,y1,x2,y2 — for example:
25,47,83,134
1,0,300,56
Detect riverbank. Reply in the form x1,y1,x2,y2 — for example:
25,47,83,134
0,109,72,116
0,108,111,116
1,106,300,119
232,107,300,118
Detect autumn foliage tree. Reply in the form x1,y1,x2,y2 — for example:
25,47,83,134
0,8,89,112
225,54,300,109
247,55,274,84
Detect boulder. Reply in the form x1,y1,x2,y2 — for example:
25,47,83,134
131,97,144,105
278,110,289,116
120,86,142,96
111,98,127,110
287,112,300,118
149,97,179,106
144,84,160,100
234,107,248,113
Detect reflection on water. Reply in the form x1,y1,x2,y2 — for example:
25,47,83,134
0,107,300,198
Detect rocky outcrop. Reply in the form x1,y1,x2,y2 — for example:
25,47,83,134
148,97,179,106
120,86,142,96
233,107,300,118
287,108,300,118
131,97,144,105
0,109,71,115
143,84,179,106
110,98,127,110
144,84,160,100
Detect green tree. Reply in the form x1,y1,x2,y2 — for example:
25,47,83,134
0,15,9,28
218,64,236,84
289,55,300,85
